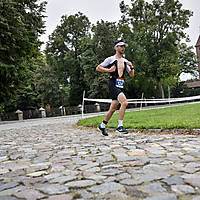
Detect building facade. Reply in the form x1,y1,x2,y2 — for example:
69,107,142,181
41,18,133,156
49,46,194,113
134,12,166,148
195,35,200,79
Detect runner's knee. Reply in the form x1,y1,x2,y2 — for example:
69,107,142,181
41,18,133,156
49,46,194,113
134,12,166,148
109,107,116,113
121,101,128,107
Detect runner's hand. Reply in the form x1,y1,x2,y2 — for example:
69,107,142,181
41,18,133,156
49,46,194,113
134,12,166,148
108,65,116,72
127,61,133,67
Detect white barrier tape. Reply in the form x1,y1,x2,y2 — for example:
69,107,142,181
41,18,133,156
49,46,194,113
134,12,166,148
84,98,112,103
83,95,200,104
81,93,200,118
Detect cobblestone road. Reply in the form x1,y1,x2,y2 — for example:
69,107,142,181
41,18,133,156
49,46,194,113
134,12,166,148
1,114,200,200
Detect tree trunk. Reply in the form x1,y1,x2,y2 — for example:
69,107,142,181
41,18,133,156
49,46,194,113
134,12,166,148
157,78,165,99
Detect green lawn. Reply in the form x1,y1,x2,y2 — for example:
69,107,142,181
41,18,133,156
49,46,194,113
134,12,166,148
77,103,200,129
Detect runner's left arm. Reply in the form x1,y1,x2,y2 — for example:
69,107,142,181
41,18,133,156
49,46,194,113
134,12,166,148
126,61,135,78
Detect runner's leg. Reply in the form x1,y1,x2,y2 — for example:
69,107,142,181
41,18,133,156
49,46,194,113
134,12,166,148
104,100,119,122
117,93,128,120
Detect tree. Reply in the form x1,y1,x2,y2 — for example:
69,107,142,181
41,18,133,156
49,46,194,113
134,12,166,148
4,58,40,112
80,39,99,98
120,0,194,98
46,12,91,105
0,0,46,112
34,57,61,108
88,20,119,99
177,43,198,77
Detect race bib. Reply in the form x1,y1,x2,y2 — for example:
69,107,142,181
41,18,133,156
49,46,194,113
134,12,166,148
115,78,124,88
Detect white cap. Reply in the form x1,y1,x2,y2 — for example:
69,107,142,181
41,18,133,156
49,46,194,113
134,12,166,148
115,41,128,48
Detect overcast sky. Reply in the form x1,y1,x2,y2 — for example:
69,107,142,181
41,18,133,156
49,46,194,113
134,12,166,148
40,0,200,80
40,0,200,49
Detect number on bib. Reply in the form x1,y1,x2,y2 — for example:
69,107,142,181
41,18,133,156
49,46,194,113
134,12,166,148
115,78,124,88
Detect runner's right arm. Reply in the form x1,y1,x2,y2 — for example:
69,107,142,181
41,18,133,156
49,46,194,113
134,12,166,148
96,65,116,73
96,57,116,73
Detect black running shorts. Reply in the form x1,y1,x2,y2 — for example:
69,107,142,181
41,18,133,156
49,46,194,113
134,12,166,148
108,79,123,100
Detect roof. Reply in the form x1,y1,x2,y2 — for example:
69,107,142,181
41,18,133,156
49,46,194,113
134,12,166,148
185,81,200,88
195,35,200,47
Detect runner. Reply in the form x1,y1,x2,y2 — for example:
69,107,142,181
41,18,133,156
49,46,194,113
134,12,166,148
96,39,135,136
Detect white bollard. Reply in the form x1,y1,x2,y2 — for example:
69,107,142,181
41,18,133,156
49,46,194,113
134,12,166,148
59,106,64,116
95,103,101,112
39,107,46,118
78,104,82,113
16,110,23,120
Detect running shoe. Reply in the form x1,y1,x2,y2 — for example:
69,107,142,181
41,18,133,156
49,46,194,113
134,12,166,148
116,126,128,134
98,125,108,136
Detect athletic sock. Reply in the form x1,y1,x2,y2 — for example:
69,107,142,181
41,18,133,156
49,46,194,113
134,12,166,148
118,120,123,128
101,120,108,128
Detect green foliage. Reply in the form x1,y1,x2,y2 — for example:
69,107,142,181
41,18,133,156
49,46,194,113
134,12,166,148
119,0,195,98
46,12,90,105
0,0,46,111
124,72,157,99
89,21,119,99
91,20,118,61
78,103,200,129
81,40,99,98
34,58,61,108
178,43,198,76
1,0,198,114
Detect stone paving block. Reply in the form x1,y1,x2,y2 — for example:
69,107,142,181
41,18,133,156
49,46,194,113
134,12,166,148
144,193,178,200
0,186,27,196
139,172,170,182
14,189,46,200
142,182,167,193
50,165,65,172
49,175,77,184
97,155,115,163
104,191,131,200
3,169,25,178
45,194,73,200
100,169,123,176
85,174,106,182
63,170,79,176
161,176,184,185
185,162,200,168
122,160,149,167
27,170,48,177
65,180,96,188
104,176,117,183
20,177,46,186
125,187,149,199
86,167,101,172
171,184,195,194
89,182,125,195
0,168,9,174
143,164,172,171
44,173,63,180
26,162,51,173
116,173,131,180
0,182,19,192
120,178,143,186
35,184,69,195
0,196,18,200
76,189,94,199
101,164,122,169
117,156,137,162
181,174,200,187
128,149,146,156
0,156,8,162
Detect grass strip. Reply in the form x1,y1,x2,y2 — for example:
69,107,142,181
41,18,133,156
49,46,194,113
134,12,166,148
77,103,200,129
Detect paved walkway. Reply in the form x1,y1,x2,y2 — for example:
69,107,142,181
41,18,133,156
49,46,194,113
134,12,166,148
1,111,200,199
